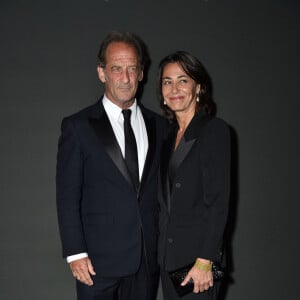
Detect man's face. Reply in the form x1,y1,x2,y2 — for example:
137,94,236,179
97,42,143,108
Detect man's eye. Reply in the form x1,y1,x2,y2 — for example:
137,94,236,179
163,80,171,85
128,66,138,73
111,66,122,73
179,79,188,84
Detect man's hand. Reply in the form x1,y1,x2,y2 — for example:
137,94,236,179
69,257,96,286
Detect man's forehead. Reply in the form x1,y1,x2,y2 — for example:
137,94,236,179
106,42,139,64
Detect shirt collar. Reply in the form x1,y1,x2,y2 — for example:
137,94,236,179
102,95,138,122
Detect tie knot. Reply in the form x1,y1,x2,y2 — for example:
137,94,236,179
122,109,132,121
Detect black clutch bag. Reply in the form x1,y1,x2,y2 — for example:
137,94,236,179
168,262,224,297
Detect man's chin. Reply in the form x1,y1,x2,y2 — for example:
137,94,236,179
117,95,135,103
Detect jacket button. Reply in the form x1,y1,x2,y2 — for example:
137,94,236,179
167,238,173,243
175,182,181,188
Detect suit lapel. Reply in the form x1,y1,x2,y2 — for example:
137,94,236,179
138,109,156,193
160,125,176,213
170,137,196,177
88,100,133,189
171,109,211,176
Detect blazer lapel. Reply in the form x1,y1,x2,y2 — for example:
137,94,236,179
138,108,156,194
160,125,176,213
88,100,133,189
171,109,211,175
170,137,196,177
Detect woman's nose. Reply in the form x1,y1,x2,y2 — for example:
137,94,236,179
171,82,179,93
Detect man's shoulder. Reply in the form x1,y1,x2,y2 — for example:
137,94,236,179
63,99,102,122
139,104,166,123
139,104,169,141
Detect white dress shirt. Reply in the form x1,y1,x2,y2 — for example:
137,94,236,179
67,95,148,263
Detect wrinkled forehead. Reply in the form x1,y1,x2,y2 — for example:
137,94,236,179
105,42,139,65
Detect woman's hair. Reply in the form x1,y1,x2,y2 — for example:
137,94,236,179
157,51,214,119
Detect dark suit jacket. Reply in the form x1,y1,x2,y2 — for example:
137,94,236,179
158,110,230,271
56,98,166,277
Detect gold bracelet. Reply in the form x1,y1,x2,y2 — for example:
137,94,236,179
194,260,212,272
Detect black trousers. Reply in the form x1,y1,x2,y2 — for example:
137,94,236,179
161,270,220,300
76,255,159,300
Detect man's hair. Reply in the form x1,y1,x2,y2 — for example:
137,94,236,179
97,31,147,69
157,51,215,119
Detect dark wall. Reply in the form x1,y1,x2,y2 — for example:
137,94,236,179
0,1,299,299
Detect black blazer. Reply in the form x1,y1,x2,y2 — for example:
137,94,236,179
158,110,230,271
56,98,166,277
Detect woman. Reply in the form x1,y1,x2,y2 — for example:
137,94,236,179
157,51,230,299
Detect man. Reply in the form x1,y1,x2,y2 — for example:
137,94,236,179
56,31,166,300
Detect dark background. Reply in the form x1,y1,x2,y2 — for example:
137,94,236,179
1,1,299,299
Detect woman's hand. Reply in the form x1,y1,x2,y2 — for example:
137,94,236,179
181,258,214,293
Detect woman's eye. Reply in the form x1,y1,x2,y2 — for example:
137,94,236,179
163,80,171,85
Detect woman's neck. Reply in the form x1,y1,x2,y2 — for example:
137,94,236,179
174,110,195,150
175,110,195,133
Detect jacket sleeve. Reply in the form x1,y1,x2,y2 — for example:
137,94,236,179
56,117,87,257
199,119,231,262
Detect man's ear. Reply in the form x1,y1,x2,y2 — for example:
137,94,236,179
138,70,144,82
97,65,106,83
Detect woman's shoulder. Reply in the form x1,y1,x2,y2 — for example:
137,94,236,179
206,115,229,130
203,116,231,143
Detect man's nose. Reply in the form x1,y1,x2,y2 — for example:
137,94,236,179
121,69,130,83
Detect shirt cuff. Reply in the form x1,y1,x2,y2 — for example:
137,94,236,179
66,253,88,263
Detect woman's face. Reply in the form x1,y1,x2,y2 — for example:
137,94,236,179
161,62,200,116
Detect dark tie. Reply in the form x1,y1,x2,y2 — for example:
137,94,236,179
122,109,139,190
